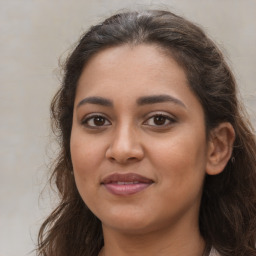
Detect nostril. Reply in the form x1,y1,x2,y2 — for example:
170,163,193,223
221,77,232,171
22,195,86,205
108,156,137,163
127,157,137,161
105,139,144,164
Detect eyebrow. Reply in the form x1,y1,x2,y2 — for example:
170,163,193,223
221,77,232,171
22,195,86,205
136,94,186,108
77,96,113,108
77,94,186,109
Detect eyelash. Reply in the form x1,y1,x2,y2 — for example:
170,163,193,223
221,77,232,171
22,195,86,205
81,113,176,129
81,114,111,128
143,114,176,127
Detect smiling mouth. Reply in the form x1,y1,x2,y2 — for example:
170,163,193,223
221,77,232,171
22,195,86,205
101,173,154,196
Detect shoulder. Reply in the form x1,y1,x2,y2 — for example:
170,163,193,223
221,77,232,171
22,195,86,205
209,247,221,256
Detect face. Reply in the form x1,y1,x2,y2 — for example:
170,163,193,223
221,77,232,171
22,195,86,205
70,44,210,235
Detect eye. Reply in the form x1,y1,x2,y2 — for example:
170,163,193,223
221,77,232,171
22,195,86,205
82,115,111,128
144,114,176,127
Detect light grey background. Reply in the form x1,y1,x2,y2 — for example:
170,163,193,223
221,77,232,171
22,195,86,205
0,1,255,255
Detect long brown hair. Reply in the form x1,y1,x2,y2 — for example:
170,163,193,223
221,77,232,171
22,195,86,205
37,10,256,256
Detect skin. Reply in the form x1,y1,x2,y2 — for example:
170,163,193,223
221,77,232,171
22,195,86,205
70,44,234,256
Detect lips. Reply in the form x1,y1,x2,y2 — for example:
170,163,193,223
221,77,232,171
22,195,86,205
101,173,153,196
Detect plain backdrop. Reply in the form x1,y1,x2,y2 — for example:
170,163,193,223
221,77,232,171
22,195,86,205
0,1,255,255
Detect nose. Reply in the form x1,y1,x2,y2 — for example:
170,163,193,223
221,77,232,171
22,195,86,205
105,125,144,164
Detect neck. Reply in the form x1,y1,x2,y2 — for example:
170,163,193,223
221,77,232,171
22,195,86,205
101,221,206,256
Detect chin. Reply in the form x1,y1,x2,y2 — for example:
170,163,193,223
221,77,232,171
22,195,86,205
106,221,154,235
101,211,157,234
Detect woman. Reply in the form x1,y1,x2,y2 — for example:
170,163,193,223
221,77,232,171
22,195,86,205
37,10,256,256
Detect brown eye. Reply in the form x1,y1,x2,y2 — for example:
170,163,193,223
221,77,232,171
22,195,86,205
83,115,111,128
144,114,176,127
153,115,167,126
93,116,106,126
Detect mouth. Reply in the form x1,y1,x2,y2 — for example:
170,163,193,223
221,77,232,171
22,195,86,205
101,173,154,196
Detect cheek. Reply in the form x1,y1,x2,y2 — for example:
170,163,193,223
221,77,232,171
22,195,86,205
148,133,207,218
149,130,207,188
71,131,104,169
70,132,105,193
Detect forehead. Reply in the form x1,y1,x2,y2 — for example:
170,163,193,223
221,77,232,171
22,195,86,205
77,44,189,96
74,44,205,130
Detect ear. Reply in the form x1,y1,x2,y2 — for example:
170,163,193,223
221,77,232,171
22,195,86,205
206,122,235,175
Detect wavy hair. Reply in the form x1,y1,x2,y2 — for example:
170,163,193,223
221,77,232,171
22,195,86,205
37,10,256,256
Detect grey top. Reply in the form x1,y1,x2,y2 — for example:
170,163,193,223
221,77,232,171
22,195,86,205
209,248,220,256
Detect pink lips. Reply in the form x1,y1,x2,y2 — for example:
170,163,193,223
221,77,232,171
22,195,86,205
101,173,153,196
